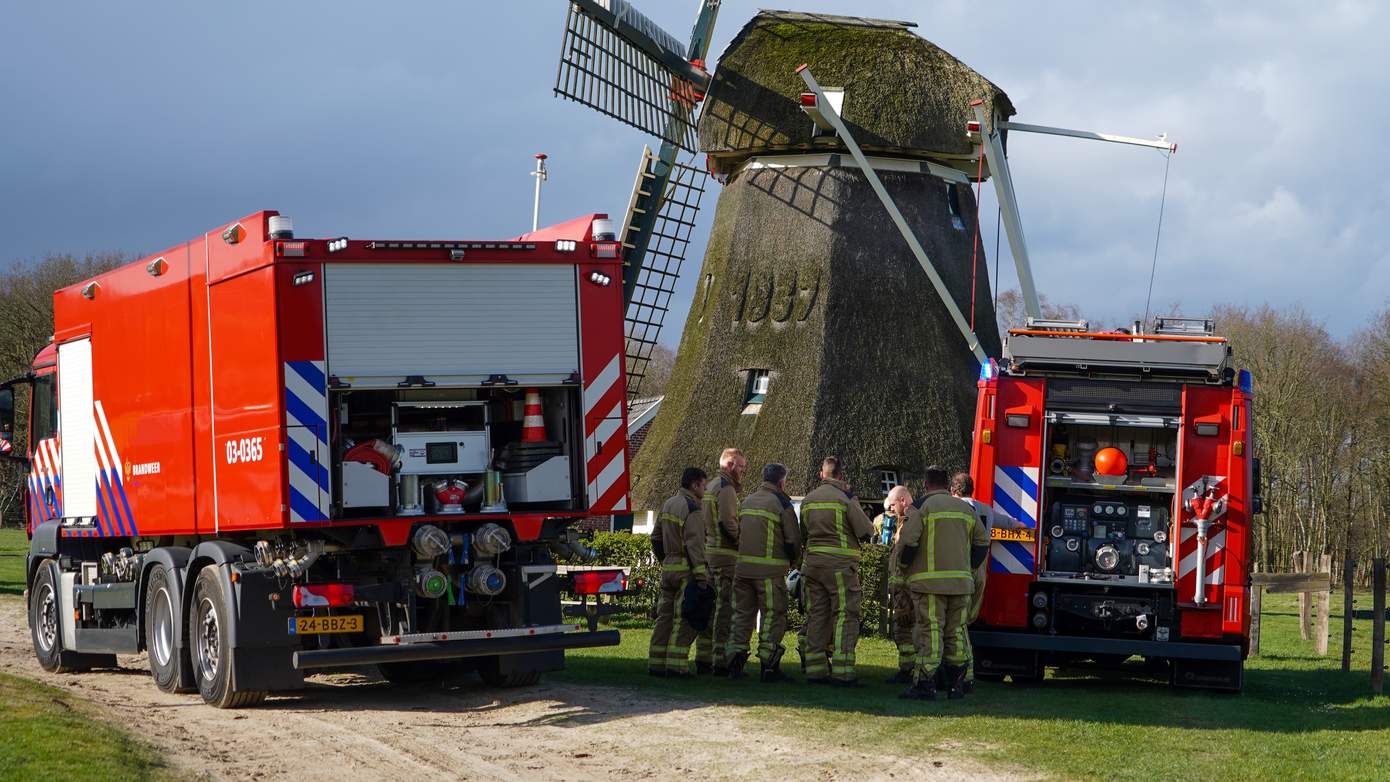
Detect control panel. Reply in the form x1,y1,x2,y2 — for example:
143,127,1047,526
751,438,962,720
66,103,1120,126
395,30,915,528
1045,498,1172,580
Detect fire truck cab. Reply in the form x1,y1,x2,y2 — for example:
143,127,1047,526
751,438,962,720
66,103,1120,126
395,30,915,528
1,210,629,707
968,317,1258,691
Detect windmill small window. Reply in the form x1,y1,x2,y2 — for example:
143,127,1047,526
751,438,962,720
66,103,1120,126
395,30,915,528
878,469,900,495
742,369,770,415
946,184,965,231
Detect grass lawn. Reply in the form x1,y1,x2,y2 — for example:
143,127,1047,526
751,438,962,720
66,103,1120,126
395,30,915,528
0,527,26,596
557,592,1390,781
0,672,177,782
0,527,178,781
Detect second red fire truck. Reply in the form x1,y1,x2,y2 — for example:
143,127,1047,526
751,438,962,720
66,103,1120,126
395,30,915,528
968,317,1259,691
3,210,631,707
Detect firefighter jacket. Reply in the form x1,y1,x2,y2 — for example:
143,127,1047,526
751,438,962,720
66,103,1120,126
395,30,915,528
735,482,801,579
801,479,874,571
886,507,919,589
703,470,741,568
657,488,708,581
900,490,988,595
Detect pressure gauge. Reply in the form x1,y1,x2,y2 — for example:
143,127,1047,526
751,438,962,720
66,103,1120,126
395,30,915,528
1117,505,1129,517
1093,503,1104,516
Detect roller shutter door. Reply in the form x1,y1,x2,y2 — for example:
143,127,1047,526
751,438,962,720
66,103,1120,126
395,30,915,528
324,264,579,386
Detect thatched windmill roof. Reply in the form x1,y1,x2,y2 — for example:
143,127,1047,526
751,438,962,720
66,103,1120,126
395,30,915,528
698,10,1015,176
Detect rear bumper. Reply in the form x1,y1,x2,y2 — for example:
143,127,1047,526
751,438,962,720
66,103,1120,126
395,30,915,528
970,629,1242,662
292,629,620,670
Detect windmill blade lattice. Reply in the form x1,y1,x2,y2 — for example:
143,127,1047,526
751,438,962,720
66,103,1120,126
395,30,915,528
622,147,708,398
554,0,705,152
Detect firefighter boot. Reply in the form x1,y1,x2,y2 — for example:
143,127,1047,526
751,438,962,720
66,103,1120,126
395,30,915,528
899,675,937,701
761,647,791,683
884,669,913,685
944,665,967,700
727,651,750,680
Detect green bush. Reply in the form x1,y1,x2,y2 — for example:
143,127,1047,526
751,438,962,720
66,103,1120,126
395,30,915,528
572,531,894,638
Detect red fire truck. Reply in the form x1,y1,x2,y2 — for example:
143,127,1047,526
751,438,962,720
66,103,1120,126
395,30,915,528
968,318,1259,691
1,210,630,707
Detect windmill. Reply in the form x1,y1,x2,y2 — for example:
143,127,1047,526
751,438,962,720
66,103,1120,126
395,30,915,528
553,0,723,399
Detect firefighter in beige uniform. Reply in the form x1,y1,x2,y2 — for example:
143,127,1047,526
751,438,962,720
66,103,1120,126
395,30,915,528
696,448,746,674
882,486,917,684
726,463,802,682
647,468,709,677
800,457,874,685
952,472,1024,691
898,466,990,700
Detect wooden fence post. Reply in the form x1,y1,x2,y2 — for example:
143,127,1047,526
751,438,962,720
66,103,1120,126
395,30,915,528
1372,558,1385,696
1296,551,1312,641
1250,580,1263,656
1344,556,1356,672
1316,553,1332,656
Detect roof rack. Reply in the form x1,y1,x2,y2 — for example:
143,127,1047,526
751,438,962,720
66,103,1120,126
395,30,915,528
1004,327,1232,382
1025,317,1090,333
1153,316,1216,337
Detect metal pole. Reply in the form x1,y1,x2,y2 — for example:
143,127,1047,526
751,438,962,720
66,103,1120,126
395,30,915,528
798,65,987,363
531,153,548,233
999,121,1175,153
971,102,1041,321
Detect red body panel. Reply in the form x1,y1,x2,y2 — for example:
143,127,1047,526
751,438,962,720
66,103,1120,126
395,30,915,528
38,211,627,540
973,371,1045,629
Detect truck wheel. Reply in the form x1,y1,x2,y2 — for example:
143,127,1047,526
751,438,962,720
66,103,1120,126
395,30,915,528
478,658,542,688
190,567,265,708
145,564,195,693
30,562,112,673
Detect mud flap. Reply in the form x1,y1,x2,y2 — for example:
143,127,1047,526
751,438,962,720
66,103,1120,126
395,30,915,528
226,565,304,692
1172,657,1243,692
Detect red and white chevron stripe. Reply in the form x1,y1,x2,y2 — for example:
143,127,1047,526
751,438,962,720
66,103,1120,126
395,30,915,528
581,353,629,513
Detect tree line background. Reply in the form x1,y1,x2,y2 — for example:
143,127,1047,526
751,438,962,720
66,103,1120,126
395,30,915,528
3,254,1387,577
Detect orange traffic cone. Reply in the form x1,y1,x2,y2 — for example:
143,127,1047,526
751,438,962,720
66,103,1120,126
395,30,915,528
521,388,546,442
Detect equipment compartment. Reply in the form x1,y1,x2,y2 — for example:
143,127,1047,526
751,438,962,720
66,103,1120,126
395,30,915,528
331,385,584,518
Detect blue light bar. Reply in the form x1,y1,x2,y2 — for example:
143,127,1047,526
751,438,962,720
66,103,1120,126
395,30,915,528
1238,369,1253,394
979,358,997,382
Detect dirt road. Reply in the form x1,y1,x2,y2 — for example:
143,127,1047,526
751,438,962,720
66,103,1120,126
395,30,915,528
1,597,1030,781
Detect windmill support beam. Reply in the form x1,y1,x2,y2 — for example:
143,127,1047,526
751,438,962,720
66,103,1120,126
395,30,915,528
971,102,1042,321
796,65,987,364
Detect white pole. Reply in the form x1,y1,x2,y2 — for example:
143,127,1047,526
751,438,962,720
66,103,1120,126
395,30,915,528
531,153,548,233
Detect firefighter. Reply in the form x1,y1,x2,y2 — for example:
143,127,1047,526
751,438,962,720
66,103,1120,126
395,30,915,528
898,466,990,700
951,472,1025,691
882,485,917,684
696,447,746,674
800,456,874,686
726,462,801,682
647,467,710,677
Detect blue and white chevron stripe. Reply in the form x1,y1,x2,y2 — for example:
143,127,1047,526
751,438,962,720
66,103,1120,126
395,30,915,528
284,360,330,522
990,464,1039,575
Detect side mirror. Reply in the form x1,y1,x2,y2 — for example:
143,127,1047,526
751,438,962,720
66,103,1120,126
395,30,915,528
1251,457,1264,515
0,385,25,465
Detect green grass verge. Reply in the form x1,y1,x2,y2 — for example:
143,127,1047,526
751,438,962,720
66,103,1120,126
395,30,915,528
0,527,26,596
557,592,1390,781
0,672,177,782
0,529,179,781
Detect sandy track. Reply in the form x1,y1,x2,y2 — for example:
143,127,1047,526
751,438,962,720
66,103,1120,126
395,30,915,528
0,597,1029,781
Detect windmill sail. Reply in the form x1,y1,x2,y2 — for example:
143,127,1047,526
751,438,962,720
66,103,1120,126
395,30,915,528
621,146,708,398
554,0,709,152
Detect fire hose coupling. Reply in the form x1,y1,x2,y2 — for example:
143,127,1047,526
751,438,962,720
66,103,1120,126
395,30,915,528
464,564,507,596
415,565,449,599
411,524,451,559
255,539,323,579
471,523,512,557
1135,614,1150,631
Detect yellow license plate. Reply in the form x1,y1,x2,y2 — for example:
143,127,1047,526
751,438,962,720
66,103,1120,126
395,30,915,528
991,528,1036,542
290,615,364,635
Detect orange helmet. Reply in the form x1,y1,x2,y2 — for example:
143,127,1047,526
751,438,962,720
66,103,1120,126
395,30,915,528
1094,447,1128,476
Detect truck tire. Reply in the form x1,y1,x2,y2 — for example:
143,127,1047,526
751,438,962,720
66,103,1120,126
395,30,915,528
190,567,265,708
478,657,542,688
145,564,195,693
30,561,114,673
